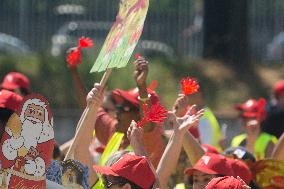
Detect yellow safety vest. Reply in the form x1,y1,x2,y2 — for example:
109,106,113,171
231,132,278,160
203,108,222,151
175,183,186,189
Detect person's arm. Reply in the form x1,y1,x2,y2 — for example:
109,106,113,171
157,106,204,189
133,57,166,168
168,97,205,165
127,120,161,188
265,141,276,158
127,120,147,156
73,83,104,185
182,129,205,165
271,133,284,160
133,57,155,132
68,65,88,109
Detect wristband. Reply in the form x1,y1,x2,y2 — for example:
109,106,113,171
138,94,151,102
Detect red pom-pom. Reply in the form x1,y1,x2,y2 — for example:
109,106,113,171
66,48,82,66
134,53,142,59
148,80,158,91
137,102,168,128
79,37,94,48
181,77,200,95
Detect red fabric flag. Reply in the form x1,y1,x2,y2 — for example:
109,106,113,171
181,77,200,95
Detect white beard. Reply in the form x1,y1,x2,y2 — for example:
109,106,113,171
21,118,43,150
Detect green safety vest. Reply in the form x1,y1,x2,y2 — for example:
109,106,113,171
203,108,222,151
231,132,278,160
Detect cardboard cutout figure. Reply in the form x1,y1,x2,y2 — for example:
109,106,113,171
46,160,89,189
0,94,54,189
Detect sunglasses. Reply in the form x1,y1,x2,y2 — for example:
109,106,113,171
115,104,138,113
103,177,124,188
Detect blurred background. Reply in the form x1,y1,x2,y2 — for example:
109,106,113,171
0,0,284,144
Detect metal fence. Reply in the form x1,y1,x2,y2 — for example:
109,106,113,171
1,0,284,61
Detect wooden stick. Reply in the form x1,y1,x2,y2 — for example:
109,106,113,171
64,69,112,160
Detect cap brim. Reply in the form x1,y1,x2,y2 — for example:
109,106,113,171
242,112,257,118
112,90,139,107
0,83,19,90
185,166,219,176
93,165,119,176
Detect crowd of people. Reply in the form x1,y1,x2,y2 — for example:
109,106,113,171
0,56,284,189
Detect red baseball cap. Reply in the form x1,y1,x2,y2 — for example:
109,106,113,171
273,80,284,98
1,72,30,91
93,153,155,189
205,176,243,189
112,88,159,108
228,158,252,185
235,98,266,120
202,144,219,154
0,90,23,111
185,153,234,176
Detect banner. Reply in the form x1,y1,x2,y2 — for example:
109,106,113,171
90,0,150,73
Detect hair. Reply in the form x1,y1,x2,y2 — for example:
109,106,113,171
0,108,13,139
187,174,224,185
103,175,143,189
53,143,63,160
19,87,30,96
249,180,261,189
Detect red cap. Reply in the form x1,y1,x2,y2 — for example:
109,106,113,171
205,176,243,189
112,88,159,108
235,98,266,120
1,72,30,91
93,154,155,189
185,153,234,176
202,144,219,154
0,90,23,111
273,80,284,98
228,158,252,185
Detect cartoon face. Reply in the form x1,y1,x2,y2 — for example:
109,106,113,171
0,94,54,189
24,104,45,123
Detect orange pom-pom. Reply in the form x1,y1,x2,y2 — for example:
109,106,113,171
181,77,200,95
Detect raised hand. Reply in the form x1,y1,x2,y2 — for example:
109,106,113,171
173,94,189,117
172,105,204,134
133,57,149,87
86,83,104,106
127,120,146,156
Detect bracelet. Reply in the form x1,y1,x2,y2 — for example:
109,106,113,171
138,94,151,102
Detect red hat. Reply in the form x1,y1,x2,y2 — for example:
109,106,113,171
228,158,252,185
0,90,23,112
235,98,266,120
93,153,155,189
112,88,159,108
205,176,243,189
1,72,30,91
202,144,219,154
273,80,284,97
185,153,234,176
